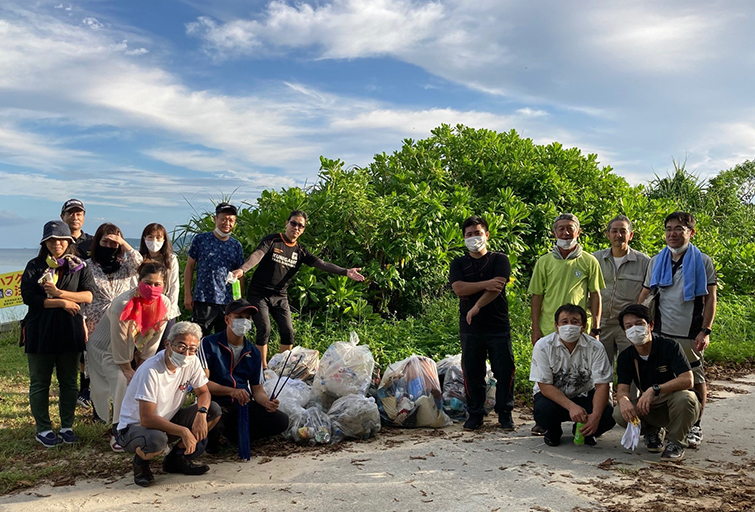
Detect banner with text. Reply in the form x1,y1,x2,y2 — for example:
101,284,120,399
0,270,23,309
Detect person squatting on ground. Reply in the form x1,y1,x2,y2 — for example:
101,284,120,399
87,261,172,452
530,304,616,447
116,321,221,487
449,216,516,431
198,299,289,451
184,203,245,336
59,199,95,410
638,211,716,449
613,304,699,462
20,220,94,447
528,213,605,435
592,215,650,368
139,223,181,350
231,210,365,367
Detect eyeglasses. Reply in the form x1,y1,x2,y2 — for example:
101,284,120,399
289,220,306,229
664,226,689,234
171,342,198,355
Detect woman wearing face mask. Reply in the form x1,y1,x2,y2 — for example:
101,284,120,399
20,221,95,447
87,261,171,451
139,223,180,350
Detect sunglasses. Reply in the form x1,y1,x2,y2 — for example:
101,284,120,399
289,220,306,229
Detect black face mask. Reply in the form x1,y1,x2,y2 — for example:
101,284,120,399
97,245,121,274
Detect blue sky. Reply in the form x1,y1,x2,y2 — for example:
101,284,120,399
1,0,753,248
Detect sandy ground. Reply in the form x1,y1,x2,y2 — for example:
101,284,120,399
2,375,754,512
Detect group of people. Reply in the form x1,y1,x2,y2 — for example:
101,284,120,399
20,199,715,487
21,200,364,486
451,211,715,463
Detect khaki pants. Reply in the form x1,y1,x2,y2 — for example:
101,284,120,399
613,389,700,447
667,335,705,384
600,320,631,366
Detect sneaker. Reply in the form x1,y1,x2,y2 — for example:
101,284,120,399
531,424,546,436
660,443,685,462
110,435,124,453
644,428,666,453
76,389,93,409
463,414,484,430
36,431,61,448
687,425,703,449
498,411,515,431
163,451,210,476
58,429,79,444
133,456,154,487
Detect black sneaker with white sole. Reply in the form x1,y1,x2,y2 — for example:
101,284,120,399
660,443,685,462
644,428,666,453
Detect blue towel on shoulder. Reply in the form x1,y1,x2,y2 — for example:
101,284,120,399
649,243,708,301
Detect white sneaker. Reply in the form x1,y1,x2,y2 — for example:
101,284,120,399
110,435,125,453
686,425,703,449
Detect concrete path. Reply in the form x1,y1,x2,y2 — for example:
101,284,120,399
2,376,754,512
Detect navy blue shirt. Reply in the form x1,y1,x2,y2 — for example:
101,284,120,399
198,330,262,407
188,232,244,305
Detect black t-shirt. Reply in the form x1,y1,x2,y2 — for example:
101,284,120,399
248,233,318,295
616,334,692,391
73,232,93,259
449,251,511,334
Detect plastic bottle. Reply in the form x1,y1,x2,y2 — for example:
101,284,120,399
232,280,241,300
574,422,585,445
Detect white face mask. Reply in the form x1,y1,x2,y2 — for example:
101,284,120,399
145,239,164,253
626,325,650,345
465,236,486,253
169,350,192,368
556,238,578,250
557,324,582,343
214,227,231,239
231,318,252,337
668,243,689,255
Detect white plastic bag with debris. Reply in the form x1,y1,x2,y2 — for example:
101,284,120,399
328,394,381,443
262,371,311,419
312,332,375,408
268,346,320,384
286,404,332,445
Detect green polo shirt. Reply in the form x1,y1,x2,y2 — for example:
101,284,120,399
528,249,605,335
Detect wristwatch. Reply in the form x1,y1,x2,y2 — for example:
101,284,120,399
652,384,661,396
197,406,208,414
701,327,712,335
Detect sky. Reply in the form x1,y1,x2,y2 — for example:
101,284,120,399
0,0,753,248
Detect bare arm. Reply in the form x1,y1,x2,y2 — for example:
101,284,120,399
696,285,717,352
538,382,588,423
636,371,694,416
251,383,279,412
581,382,609,436
139,399,196,453
206,380,250,405
589,290,602,330
465,289,502,325
638,287,651,304
452,278,505,297
531,294,544,344
183,256,196,310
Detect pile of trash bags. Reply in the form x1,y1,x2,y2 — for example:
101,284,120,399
311,332,375,409
376,355,451,428
437,354,496,420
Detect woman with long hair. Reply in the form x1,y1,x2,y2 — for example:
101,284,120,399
87,261,171,451
20,220,94,447
138,223,180,349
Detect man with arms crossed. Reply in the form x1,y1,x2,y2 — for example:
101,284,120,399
449,216,515,431
638,212,716,449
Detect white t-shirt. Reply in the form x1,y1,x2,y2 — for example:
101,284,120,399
117,350,208,430
529,332,613,398
613,255,628,269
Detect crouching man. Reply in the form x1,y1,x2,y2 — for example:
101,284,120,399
613,304,699,462
116,322,221,487
530,304,615,447
199,299,288,450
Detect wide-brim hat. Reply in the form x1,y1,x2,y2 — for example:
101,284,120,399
41,220,74,244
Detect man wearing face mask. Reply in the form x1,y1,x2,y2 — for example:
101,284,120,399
198,299,288,450
184,203,245,336
638,212,716,449
530,304,615,447
613,304,698,462
449,216,514,431
116,322,222,487
530,214,605,346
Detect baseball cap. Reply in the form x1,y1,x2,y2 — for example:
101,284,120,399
61,199,86,214
225,299,258,316
41,220,74,244
215,202,238,215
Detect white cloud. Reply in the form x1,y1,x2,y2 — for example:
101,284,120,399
82,17,103,30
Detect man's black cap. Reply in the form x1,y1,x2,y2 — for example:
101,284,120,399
215,202,238,216
225,298,258,316
61,198,86,214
